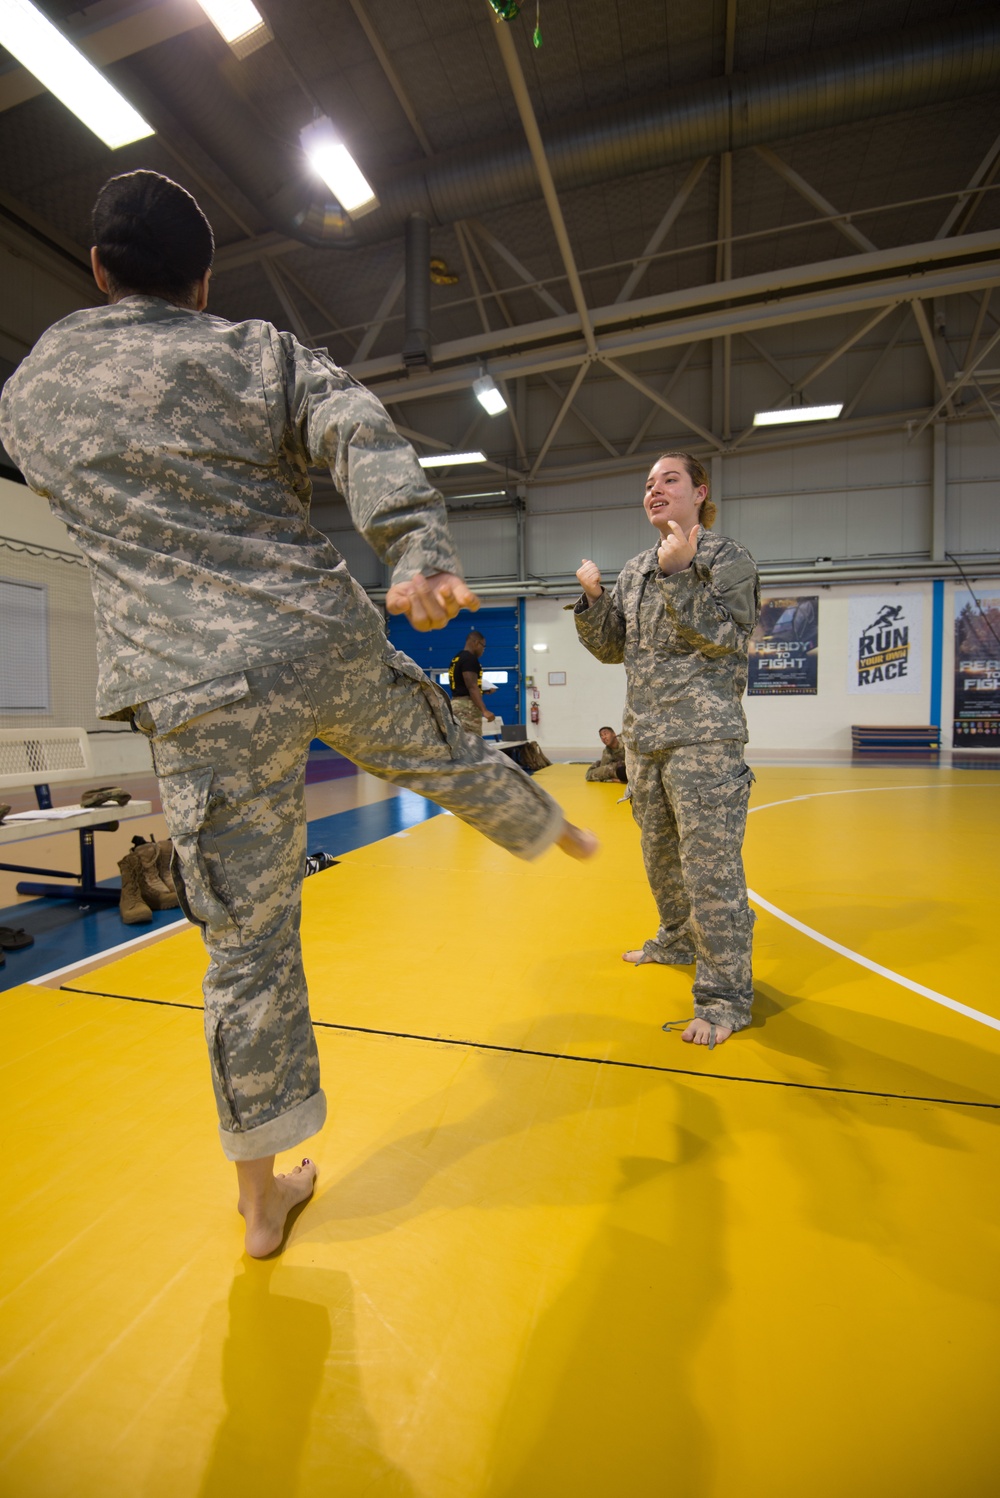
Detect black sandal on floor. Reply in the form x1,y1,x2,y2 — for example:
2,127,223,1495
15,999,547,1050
0,926,35,950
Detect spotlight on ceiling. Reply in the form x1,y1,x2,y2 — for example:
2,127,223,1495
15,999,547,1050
752,403,844,427
300,115,378,217
195,1,271,58
0,0,153,148
418,452,488,468
473,374,507,416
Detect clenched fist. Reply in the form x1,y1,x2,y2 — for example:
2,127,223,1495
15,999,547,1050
576,558,604,602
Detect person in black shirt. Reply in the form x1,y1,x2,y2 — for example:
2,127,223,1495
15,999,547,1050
448,629,495,736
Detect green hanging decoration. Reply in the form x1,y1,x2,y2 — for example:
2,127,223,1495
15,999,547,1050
486,1,522,19
533,0,542,47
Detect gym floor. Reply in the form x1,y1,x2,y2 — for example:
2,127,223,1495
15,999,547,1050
2,761,998,1497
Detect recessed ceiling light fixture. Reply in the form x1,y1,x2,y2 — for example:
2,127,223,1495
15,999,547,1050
0,0,153,148
753,403,843,427
473,374,507,416
418,452,488,468
195,1,272,59
300,116,378,217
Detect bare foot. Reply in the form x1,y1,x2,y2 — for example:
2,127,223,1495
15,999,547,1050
623,949,644,963
557,821,599,860
238,1158,318,1258
681,1018,733,1047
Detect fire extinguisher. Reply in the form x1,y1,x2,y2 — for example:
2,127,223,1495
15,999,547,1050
530,700,540,726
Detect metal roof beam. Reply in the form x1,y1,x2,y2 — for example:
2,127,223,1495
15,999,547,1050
349,227,1000,383
614,159,709,305
753,145,878,254
492,19,596,356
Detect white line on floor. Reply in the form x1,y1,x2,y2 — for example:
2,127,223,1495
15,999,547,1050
748,781,1000,1032
28,922,185,987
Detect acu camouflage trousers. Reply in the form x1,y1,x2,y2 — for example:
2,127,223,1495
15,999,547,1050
626,741,755,1032
449,696,483,735
136,643,563,1161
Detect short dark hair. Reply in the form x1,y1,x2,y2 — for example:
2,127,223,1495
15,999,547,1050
599,726,615,734
466,629,486,645
92,171,214,302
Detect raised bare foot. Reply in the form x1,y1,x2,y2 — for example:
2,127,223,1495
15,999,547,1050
557,821,599,860
681,1018,733,1047
238,1158,318,1258
622,949,644,963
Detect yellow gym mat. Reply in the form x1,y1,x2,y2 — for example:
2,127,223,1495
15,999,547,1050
3,764,999,1496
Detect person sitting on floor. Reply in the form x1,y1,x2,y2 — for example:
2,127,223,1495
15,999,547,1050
585,727,628,783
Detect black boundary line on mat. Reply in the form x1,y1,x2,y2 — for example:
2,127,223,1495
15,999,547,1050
56,984,1000,1111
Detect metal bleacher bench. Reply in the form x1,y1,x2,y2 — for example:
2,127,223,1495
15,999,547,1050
0,728,152,905
851,725,941,758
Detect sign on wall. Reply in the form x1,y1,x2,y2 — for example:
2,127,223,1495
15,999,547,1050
847,594,923,695
953,589,1000,748
747,595,818,695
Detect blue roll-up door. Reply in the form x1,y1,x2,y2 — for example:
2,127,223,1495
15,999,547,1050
386,605,522,728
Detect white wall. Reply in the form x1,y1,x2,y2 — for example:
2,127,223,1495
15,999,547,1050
0,478,152,776
524,597,626,760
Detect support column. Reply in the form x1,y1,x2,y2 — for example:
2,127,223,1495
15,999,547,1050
931,421,947,562
710,453,724,531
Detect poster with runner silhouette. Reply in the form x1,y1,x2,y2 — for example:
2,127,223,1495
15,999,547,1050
847,594,923,694
953,589,1000,747
747,595,818,694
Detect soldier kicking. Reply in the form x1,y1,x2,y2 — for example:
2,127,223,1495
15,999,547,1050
574,454,759,1048
0,171,596,1256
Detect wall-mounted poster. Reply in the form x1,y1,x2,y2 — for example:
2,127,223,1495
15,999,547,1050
747,595,818,695
847,594,923,694
953,590,1000,748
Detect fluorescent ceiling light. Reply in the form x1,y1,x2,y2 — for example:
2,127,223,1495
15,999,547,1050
0,0,153,148
418,451,488,468
300,116,378,217
196,1,269,53
753,403,844,427
531,643,549,652
473,374,507,416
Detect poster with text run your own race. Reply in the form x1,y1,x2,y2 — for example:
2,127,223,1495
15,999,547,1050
847,594,923,696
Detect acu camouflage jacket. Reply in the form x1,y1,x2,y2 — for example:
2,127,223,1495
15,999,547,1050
574,531,760,753
0,297,461,718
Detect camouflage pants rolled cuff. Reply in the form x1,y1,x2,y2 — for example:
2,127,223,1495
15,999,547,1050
450,696,482,735
627,741,755,1012
636,933,695,965
137,643,564,1153
585,765,619,783
219,1087,327,1162
693,998,753,1034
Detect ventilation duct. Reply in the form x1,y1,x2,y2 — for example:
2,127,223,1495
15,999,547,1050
123,12,1000,251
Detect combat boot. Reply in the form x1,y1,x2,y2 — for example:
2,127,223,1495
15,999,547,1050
118,854,152,924
132,835,177,902
131,839,179,910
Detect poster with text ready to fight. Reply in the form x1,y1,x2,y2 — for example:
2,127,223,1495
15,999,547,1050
748,596,818,695
954,590,1000,747
847,594,923,695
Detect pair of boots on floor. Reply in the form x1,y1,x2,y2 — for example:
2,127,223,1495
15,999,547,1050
118,835,179,924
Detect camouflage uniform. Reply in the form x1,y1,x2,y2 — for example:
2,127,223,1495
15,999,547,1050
450,696,484,736
0,296,563,1160
585,740,627,782
574,533,760,1032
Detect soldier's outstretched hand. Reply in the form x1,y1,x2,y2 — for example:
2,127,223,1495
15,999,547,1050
386,571,480,631
576,559,604,601
657,521,701,575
